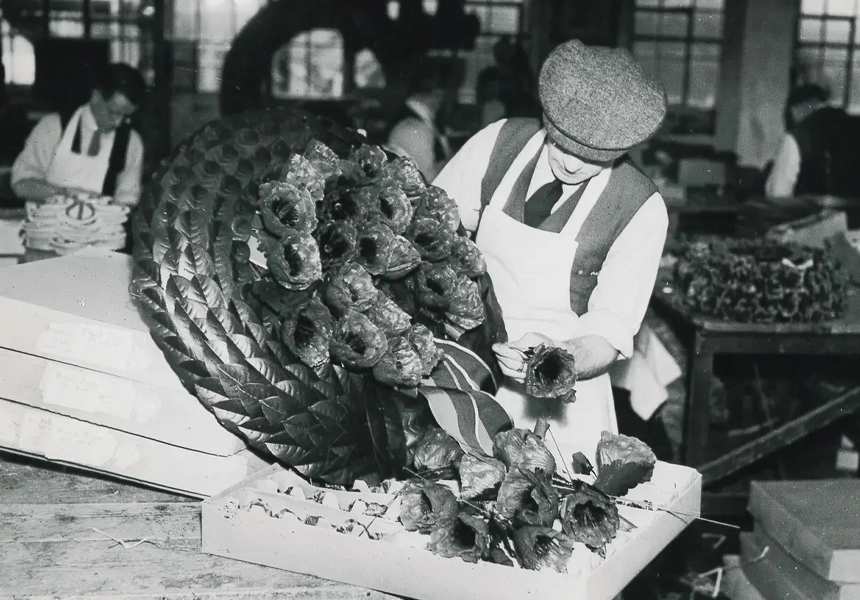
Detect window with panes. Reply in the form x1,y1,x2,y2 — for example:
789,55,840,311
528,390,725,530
795,0,860,113
631,0,726,111
2,0,154,87
275,0,526,102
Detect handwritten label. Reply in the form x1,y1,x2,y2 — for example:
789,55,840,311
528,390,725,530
36,323,135,372
19,412,118,467
40,363,136,420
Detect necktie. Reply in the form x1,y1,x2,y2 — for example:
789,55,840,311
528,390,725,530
87,130,102,157
523,179,564,227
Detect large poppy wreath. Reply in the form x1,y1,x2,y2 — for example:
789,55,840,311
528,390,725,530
132,108,663,569
131,108,514,484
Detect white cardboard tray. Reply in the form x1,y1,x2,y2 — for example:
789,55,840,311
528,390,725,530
202,461,701,600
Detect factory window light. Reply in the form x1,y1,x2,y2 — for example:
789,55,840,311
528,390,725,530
795,0,860,113
272,29,345,100
631,0,726,115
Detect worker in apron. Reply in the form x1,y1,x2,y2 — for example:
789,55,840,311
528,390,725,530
433,39,669,467
11,63,146,262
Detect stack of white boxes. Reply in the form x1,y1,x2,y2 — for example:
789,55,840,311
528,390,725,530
722,480,860,600
0,253,271,497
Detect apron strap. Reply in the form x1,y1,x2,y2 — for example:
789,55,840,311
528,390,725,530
567,158,659,313
480,117,542,212
102,122,131,197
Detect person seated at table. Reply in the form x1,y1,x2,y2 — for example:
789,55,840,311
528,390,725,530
12,63,146,209
11,63,146,261
765,84,860,199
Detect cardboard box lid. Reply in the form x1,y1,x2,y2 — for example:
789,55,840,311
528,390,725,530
749,480,860,583
0,254,186,391
0,253,146,330
0,398,271,498
0,347,245,456
741,530,860,600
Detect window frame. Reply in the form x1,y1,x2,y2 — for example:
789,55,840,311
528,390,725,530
630,0,727,112
793,2,860,111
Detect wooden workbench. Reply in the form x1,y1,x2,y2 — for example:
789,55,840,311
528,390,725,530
0,452,395,599
652,276,860,516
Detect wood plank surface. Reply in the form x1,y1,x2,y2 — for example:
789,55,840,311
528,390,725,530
0,450,192,505
0,501,395,600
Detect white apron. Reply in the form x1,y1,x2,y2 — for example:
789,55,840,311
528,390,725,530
23,107,114,259
44,107,113,196
476,131,618,466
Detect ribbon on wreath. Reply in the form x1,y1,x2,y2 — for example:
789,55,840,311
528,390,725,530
417,339,514,455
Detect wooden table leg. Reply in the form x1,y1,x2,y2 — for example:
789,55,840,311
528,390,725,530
683,333,714,469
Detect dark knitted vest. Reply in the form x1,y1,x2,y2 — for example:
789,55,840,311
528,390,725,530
793,107,860,199
478,118,658,314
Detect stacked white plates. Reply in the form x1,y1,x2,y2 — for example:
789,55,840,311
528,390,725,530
22,193,129,254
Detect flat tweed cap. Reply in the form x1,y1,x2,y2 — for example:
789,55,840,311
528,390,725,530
539,39,667,163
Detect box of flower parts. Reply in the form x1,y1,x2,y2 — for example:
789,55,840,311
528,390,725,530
202,440,702,600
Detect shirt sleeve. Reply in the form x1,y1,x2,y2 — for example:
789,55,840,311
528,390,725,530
113,130,144,206
11,114,62,186
576,193,669,359
388,117,436,181
432,119,506,233
765,134,801,198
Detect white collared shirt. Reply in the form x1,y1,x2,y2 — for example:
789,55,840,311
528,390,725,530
432,119,669,358
12,104,144,206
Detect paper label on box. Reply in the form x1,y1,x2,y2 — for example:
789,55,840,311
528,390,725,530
36,323,135,372
40,363,137,420
19,412,118,466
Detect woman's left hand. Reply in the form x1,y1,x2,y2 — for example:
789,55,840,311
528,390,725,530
492,332,555,382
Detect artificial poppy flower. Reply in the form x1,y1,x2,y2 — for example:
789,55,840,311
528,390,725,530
399,479,458,533
559,479,620,553
303,139,341,181
525,344,578,404
493,428,556,474
383,235,422,280
512,526,575,573
364,291,412,336
371,334,424,388
412,428,464,475
355,222,396,276
417,186,460,234
449,236,487,279
329,309,388,370
457,453,506,500
280,297,334,368
385,156,426,203
260,229,322,291
323,263,377,314
406,218,453,263
258,180,317,236
406,323,442,377
316,221,358,271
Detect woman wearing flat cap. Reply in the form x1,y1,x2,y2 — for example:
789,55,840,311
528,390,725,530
433,39,669,462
